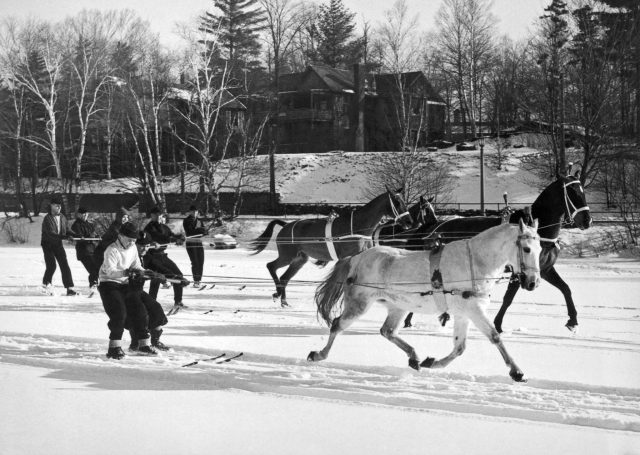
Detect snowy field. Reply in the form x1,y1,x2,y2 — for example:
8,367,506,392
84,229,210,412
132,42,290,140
1,144,639,454
1,240,639,455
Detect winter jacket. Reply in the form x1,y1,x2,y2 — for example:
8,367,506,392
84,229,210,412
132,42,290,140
71,218,97,259
99,238,145,285
144,221,181,253
183,215,207,243
41,213,69,247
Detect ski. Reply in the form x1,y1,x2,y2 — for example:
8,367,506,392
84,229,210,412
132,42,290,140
216,352,243,363
181,353,226,367
198,284,207,291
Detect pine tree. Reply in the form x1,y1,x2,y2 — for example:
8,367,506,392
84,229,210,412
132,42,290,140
314,0,358,68
200,0,267,80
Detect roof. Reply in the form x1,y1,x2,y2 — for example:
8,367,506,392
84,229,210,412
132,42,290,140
280,65,353,93
374,72,446,104
279,66,445,104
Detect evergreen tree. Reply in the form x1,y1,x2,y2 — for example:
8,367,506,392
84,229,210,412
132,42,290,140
200,0,267,83
314,0,358,68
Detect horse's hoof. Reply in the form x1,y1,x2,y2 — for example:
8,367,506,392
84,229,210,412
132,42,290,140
438,313,450,327
404,322,412,328
280,301,290,308
272,292,279,300
307,351,321,362
408,358,420,371
494,320,503,334
510,370,526,382
420,357,435,368
565,320,578,332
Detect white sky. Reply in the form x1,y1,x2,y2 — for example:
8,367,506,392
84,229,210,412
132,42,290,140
1,0,547,48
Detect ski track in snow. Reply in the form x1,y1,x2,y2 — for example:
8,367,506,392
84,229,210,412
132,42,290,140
1,331,639,433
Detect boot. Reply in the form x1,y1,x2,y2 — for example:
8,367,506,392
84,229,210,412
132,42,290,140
66,288,78,296
106,346,125,360
136,339,157,356
151,329,170,351
128,330,139,351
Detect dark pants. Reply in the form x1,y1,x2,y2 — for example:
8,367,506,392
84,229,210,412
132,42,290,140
99,281,153,341
42,243,74,288
78,254,98,287
125,280,168,336
186,241,205,282
144,252,184,304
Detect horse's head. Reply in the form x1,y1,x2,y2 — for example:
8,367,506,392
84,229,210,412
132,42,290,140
413,196,437,228
558,174,591,230
384,186,413,229
515,219,542,291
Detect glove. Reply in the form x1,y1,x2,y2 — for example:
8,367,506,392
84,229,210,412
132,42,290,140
175,236,185,246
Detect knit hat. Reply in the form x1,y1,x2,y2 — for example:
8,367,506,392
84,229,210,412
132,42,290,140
189,205,198,212
119,222,138,239
50,196,63,206
149,206,161,215
77,207,88,214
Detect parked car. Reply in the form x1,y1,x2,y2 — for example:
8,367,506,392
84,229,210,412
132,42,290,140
209,234,237,249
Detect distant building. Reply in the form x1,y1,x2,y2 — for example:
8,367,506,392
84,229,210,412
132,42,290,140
276,65,446,153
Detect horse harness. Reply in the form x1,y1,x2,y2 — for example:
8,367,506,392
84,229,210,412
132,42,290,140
420,232,540,307
324,193,411,260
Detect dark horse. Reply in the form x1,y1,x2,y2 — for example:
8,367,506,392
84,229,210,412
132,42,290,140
249,188,413,307
402,174,591,332
373,196,438,249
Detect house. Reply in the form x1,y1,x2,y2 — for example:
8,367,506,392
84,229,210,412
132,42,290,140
276,65,446,153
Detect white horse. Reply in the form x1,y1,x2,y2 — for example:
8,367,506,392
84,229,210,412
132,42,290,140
308,220,541,382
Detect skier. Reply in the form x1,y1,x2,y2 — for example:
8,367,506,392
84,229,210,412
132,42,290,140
183,205,208,287
71,207,98,292
93,207,131,272
40,196,77,296
98,222,158,360
143,207,188,314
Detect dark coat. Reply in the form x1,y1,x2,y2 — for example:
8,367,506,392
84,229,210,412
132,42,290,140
144,221,181,253
71,218,97,259
183,215,207,243
41,213,69,247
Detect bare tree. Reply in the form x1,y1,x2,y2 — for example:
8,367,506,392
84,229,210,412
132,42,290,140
0,18,66,186
121,40,175,209
435,0,496,139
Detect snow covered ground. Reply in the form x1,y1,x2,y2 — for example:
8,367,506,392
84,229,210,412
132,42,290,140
0,241,639,455
1,144,639,454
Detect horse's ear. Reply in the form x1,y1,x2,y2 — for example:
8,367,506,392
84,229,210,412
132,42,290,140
519,218,525,232
573,169,581,178
532,218,539,230
428,196,434,203
419,196,425,203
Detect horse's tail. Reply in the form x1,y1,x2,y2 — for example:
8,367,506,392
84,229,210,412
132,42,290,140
248,220,287,255
315,257,354,327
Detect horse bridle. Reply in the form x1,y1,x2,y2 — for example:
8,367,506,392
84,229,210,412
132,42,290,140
563,179,589,224
515,232,540,282
386,193,411,224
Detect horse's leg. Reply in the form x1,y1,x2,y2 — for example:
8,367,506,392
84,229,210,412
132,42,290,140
467,298,525,382
493,278,520,333
421,315,469,369
379,308,420,370
266,254,291,300
403,312,414,328
542,266,578,331
277,253,309,307
307,294,370,362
